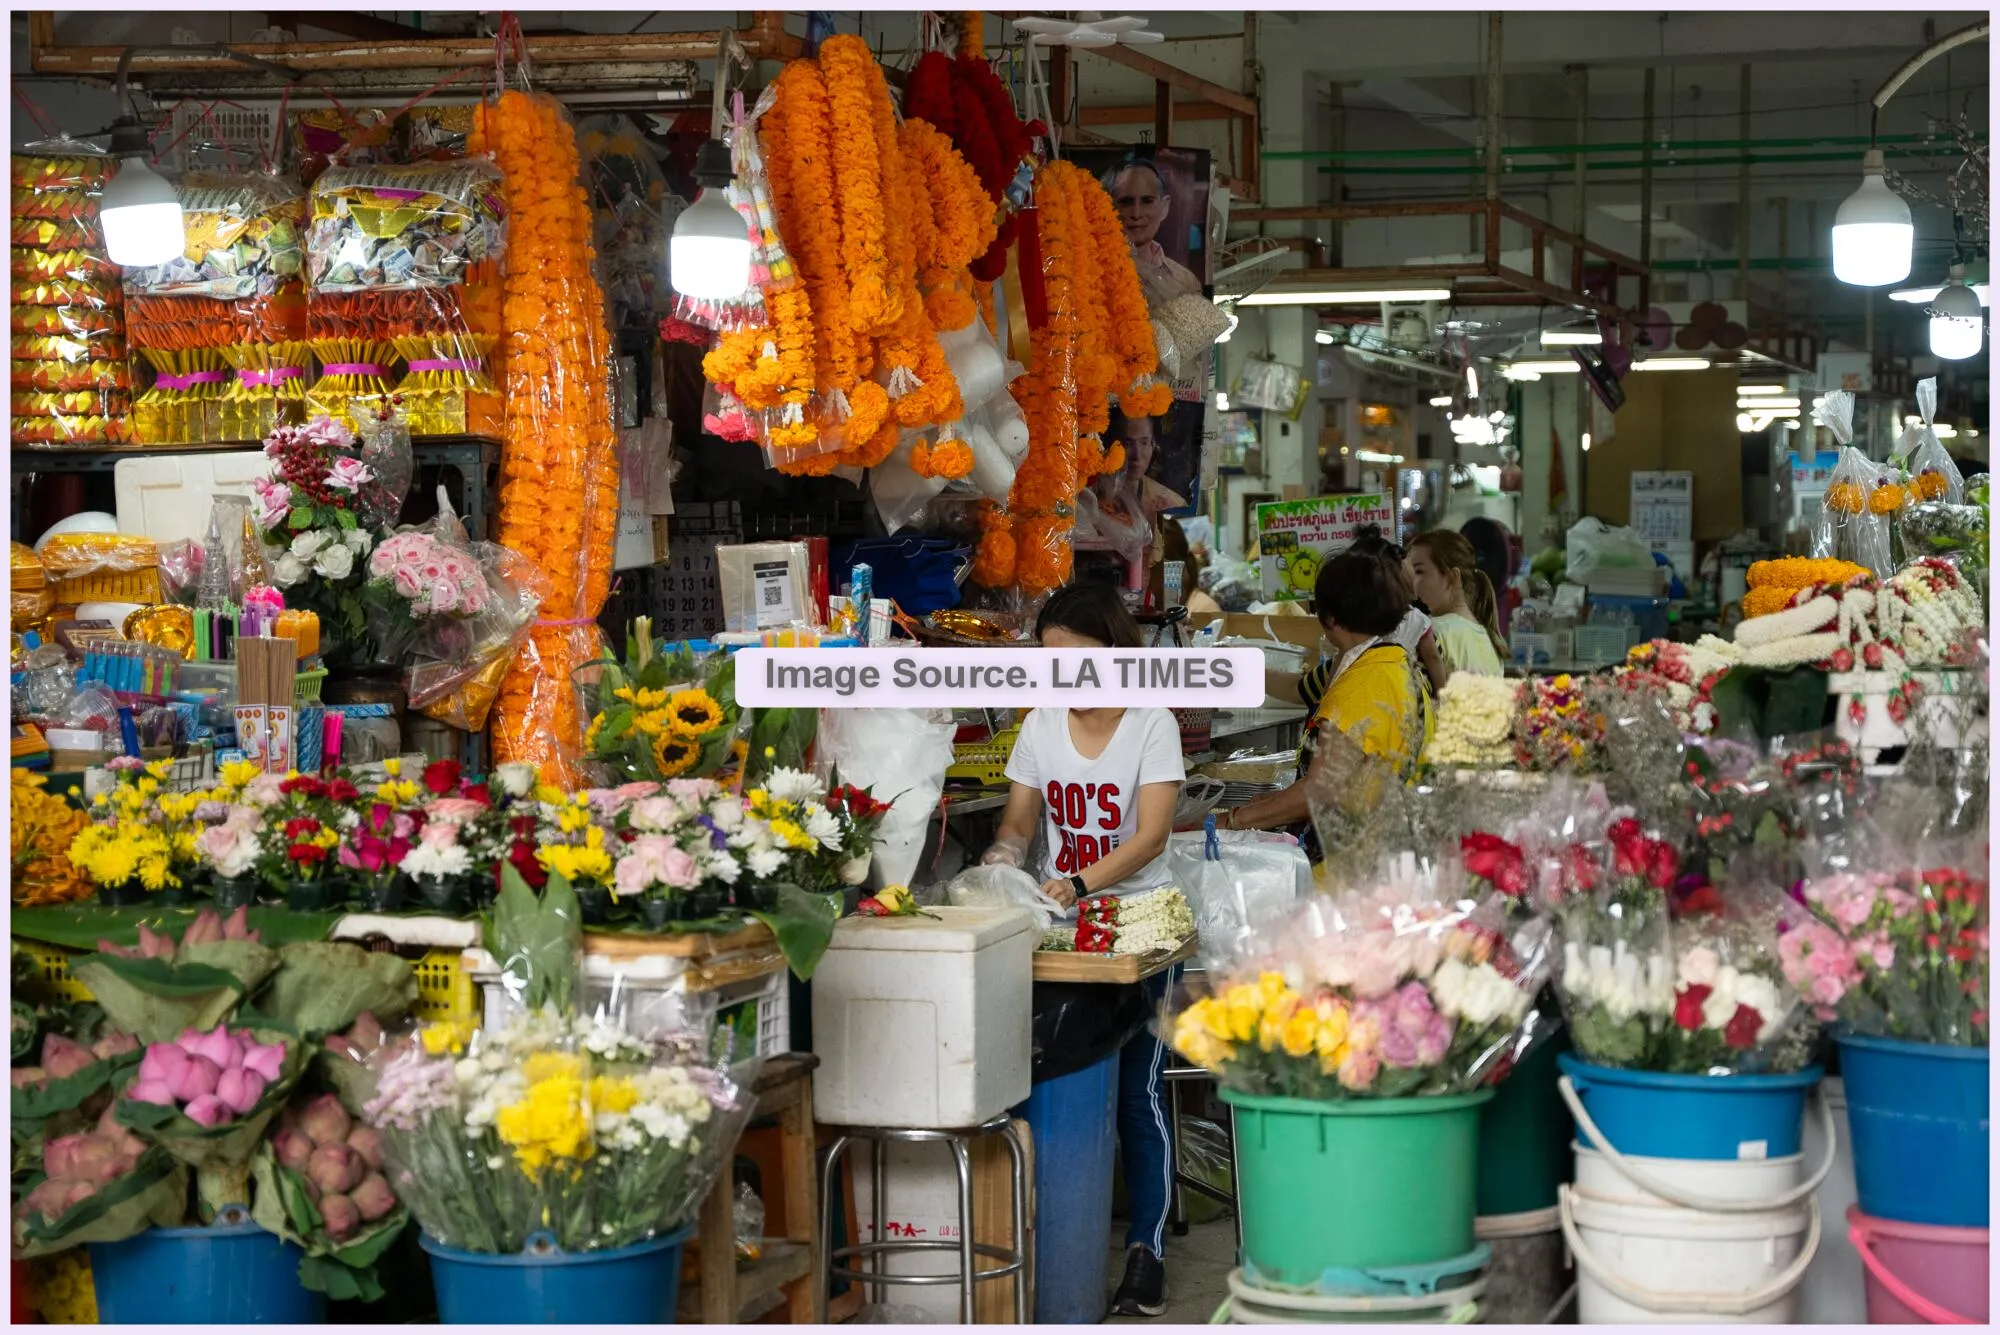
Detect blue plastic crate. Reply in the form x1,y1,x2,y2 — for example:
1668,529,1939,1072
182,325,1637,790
1586,594,1670,643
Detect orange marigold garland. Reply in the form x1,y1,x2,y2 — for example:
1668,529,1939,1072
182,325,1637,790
820,36,899,335
472,91,621,785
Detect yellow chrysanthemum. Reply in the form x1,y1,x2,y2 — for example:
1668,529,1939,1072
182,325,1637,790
522,1052,584,1084
420,1019,476,1055
495,1074,594,1179
587,1074,640,1116
768,819,816,852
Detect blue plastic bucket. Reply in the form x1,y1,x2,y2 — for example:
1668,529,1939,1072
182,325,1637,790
422,1225,693,1324
1016,1051,1118,1324
1838,1034,1990,1228
1557,1054,1822,1160
89,1218,323,1324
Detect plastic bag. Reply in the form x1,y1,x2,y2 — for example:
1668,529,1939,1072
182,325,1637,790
120,171,306,300
11,142,133,448
579,116,677,330
1167,825,1310,969
1900,377,1965,506
946,864,1063,932
37,532,158,577
733,1181,764,1262
363,486,495,663
1564,517,1655,584
814,708,957,888
1811,394,1897,577
1034,979,1152,1082
307,160,506,293
406,542,550,733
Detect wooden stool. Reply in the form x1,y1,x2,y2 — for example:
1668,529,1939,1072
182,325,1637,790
819,1117,1030,1324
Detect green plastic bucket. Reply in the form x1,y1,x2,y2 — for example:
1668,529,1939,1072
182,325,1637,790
1476,1036,1574,1216
1223,1088,1494,1288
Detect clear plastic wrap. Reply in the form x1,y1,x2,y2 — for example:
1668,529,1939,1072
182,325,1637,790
406,542,548,733
37,532,159,577
945,863,1065,931
364,486,499,663
1812,393,1897,577
1167,853,1553,1099
1783,831,1987,1047
473,92,622,787
1901,377,1965,506
814,707,955,888
1167,825,1312,970
579,116,678,331
10,142,133,447
306,160,506,293
121,171,306,300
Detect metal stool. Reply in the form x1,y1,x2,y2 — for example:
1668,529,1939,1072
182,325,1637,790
819,1116,1030,1323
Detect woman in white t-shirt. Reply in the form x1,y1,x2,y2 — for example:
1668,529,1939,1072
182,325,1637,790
985,582,1185,1317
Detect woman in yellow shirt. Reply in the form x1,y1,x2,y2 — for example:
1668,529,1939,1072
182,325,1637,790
1222,544,1433,851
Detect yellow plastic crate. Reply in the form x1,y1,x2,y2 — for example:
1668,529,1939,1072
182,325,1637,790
947,726,1020,788
16,938,92,1004
411,947,478,1023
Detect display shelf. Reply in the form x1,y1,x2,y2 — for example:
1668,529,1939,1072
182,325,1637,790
11,436,503,540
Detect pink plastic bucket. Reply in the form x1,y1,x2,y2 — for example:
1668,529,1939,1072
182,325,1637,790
1849,1205,1989,1325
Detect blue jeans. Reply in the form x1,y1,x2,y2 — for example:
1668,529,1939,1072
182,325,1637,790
1118,964,1180,1257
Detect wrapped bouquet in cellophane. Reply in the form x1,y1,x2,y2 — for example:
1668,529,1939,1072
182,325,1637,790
1169,847,1554,1100
354,867,755,1258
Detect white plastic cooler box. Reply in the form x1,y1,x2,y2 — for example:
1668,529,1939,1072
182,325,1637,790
812,906,1035,1129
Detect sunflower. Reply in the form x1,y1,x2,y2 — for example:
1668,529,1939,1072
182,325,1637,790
651,732,702,778
667,689,725,738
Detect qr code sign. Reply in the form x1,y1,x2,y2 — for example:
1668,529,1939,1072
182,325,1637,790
762,582,782,607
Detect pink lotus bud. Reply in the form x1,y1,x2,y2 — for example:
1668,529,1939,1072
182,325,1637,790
43,1133,88,1181
297,1093,352,1146
182,1094,232,1128
319,1192,360,1242
192,1027,242,1071
92,1031,140,1062
273,1127,314,1172
181,909,222,947
64,1137,119,1184
11,1067,45,1088
169,1055,221,1103
300,1176,321,1207
94,1152,139,1187
137,924,176,959
60,1181,97,1211
241,1042,285,1084
128,1077,176,1106
346,1126,384,1171
307,1142,363,1196
216,1068,268,1116
174,1029,205,1055
139,1042,190,1088
346,1011,384,1054
41,1034,96,1081
95,1103,146,1157
222,906,256,941
351,1172,396,1222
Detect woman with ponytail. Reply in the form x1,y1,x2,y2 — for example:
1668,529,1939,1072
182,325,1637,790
1405,529,1507,677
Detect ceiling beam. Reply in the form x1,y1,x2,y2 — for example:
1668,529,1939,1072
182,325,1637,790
1080,98,1237,128
276,12,433,43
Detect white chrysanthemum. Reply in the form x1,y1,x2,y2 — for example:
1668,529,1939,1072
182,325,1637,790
803,804,842,850
765,767,822,805
747,847,786,878
402,842,472,880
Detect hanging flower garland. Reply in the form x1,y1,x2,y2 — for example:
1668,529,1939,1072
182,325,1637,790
471,90,621,786
820,35,900,335
902,118,999,333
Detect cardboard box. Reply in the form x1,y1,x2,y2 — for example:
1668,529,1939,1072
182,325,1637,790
1215,611,1328,659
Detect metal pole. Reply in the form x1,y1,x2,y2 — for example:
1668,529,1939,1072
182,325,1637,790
1639,66,1655,311
1738,64,1752,300
1571,66,1588,237
1483,13,1504,201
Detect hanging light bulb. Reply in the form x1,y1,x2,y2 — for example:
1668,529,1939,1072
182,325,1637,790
99,117,184,267
1831,150,1914,287
670,139,752,301
1929,266,1985,360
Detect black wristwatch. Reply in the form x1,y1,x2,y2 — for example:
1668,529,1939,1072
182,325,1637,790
1070,875,1089,900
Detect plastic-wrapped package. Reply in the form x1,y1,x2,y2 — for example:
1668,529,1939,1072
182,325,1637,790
1812,394,1897,577
406,540,549,733
363,487,495,662
472,92,622,785
10,143,133,447
12,541,51,629
1900,377,1965,505
946,863,1064,931
293,107,393,188
306,160,506,292
121,171,306,299
1168,852,1553,1098
813,707,956,888
579,116,678,331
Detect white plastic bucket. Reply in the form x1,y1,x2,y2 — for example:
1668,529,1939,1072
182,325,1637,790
1573,1143,1809,1210
1224,1269,1484,1325
1561,1185,1819,1324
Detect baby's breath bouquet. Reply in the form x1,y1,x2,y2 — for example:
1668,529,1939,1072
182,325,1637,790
357,866,752,1254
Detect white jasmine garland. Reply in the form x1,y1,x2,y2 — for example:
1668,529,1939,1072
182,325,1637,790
1735,594,1837,648
1428,675,1522,767
1740,632,1846,669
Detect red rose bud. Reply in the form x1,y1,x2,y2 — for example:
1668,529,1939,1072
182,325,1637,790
423,758,462,795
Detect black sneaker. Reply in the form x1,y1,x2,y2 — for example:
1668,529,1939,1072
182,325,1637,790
1109,1246,1168,1318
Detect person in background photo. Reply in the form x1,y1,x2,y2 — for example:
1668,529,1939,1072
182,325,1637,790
982,584,1185,1318
1105,158,1203,301
1405,529,1507,676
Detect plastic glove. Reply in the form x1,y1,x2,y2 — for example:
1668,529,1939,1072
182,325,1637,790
981,835,1027,868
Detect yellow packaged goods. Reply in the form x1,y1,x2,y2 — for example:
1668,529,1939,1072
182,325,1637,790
306,159,507,292
1744,558,1869,593
12,542,51,629
37,532,159,578
11,143,133,449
